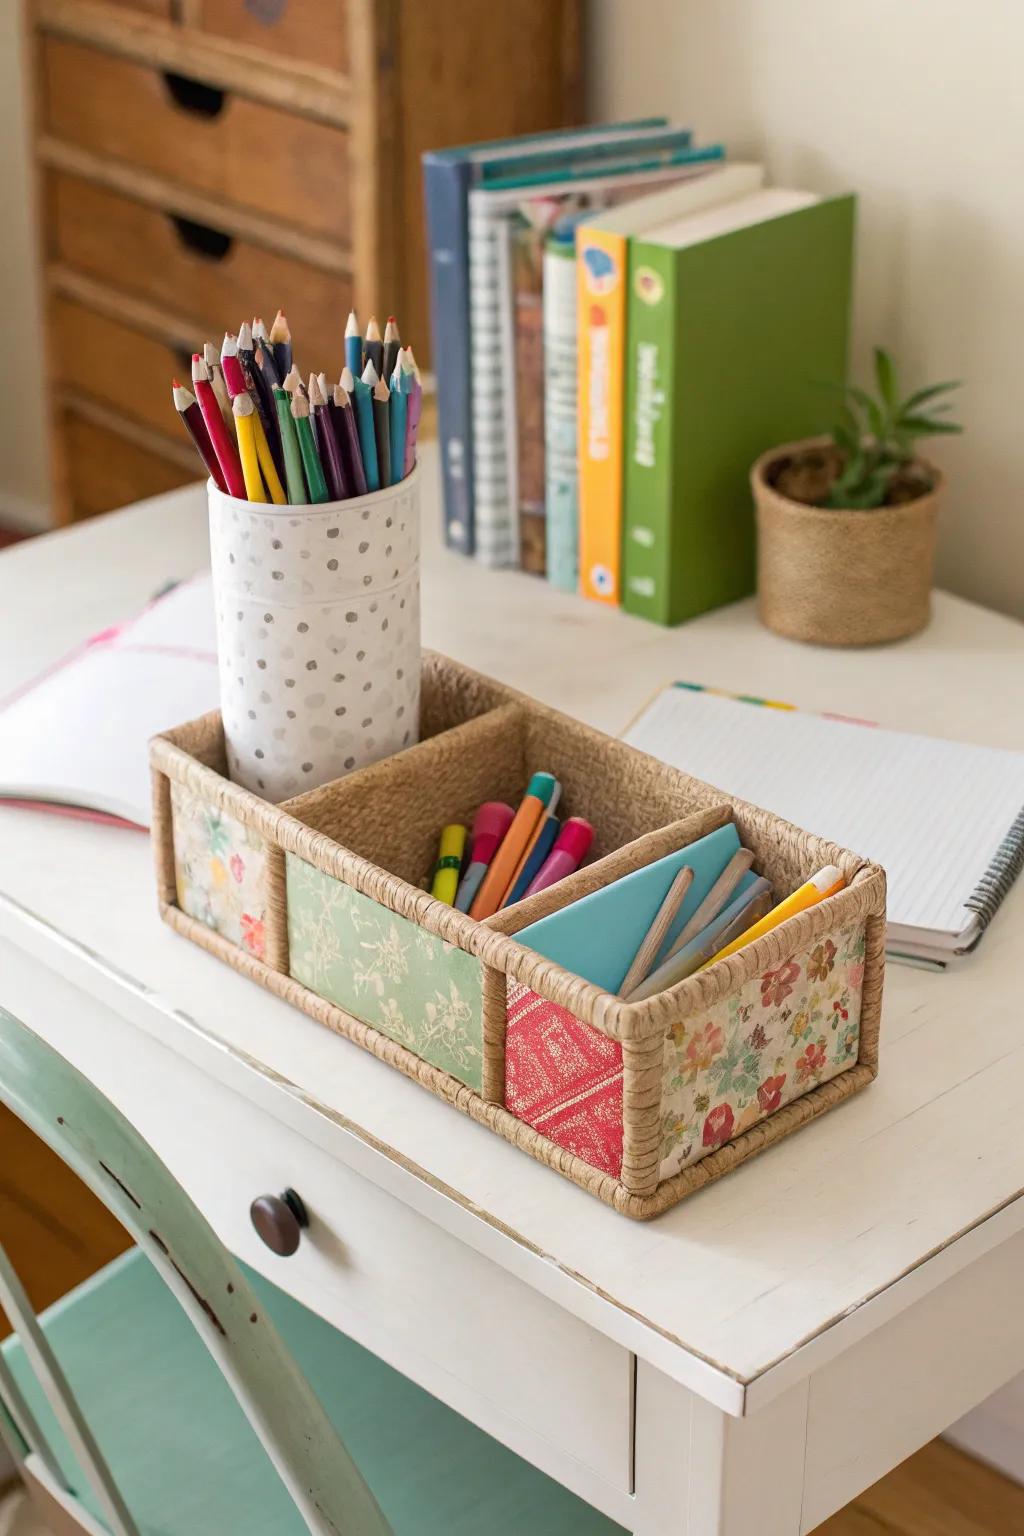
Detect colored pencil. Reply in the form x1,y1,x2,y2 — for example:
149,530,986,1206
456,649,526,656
282,364,304,396
172,379,226,491
619,865,695,1000
191,354,245,498
255,338,281,390
273,385,307,505
664,849,756,960
404,345,423,475
354,362,380,491
388,362,407,487
269,309,292,382
232,392,267,503
309,374,348,500
344,309,362,376
202,342,232,425
372,376,391,489
219,333,248,400
291,390,329,503
363,315,383,376
332,384,367,496
238,320,283,476
381,315,401,383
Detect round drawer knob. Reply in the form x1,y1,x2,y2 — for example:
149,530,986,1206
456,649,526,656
250,1189,309,1257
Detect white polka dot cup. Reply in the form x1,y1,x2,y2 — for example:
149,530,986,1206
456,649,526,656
208,466,421,802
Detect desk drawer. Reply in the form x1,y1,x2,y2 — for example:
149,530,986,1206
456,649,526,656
53,296,188,441
194,0,350,75
63,411,196,520
42,38,351,242
49,175,352,349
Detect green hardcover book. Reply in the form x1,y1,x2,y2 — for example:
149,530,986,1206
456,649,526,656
622,190,856,625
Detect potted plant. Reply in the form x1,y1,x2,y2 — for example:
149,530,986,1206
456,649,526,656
752,349,962,645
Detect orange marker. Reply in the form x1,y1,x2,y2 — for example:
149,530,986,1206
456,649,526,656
470,772,557,920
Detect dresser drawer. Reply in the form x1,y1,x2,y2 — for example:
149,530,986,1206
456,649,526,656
53,296,189,441
42,38,351,242
194,0,350,75
63,411,197,521
49,175,353,351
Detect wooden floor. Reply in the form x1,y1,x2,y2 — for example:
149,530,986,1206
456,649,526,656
1,1108,1023,1532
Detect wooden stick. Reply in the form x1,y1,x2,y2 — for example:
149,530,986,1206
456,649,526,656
620,865,694,1000
664,848,755,959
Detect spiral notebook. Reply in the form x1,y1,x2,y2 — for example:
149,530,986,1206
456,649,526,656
624,682,1024,968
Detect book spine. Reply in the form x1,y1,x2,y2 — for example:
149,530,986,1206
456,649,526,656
543,234,579,591
576,224,628,605
422,155,475,555
513,222,547,574
469,200,518,567
622,240,677,625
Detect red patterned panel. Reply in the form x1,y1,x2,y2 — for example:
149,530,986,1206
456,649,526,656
505,979,623,1176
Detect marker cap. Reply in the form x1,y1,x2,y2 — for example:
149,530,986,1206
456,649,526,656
469,801,515,856
525,771,558,806
553,817,593,863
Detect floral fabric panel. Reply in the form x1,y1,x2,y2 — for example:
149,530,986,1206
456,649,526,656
659,922,866,1182
505,979,623,1176
286,854,484,1092
171,782,267,959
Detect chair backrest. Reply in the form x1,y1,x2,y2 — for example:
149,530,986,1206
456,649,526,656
0,1006,392,1536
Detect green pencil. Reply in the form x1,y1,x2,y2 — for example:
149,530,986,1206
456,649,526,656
290,390,329,503
273,385,306,504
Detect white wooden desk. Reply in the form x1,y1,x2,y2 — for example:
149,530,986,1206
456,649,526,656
2,445,1024,1534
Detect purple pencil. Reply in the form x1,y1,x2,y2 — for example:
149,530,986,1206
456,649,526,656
403,345,423,476
333,383,368,497
309,375,349,499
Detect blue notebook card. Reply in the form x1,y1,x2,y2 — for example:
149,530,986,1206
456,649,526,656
516,824,757,994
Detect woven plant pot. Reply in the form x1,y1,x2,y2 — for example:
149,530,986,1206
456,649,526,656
753,440,942,646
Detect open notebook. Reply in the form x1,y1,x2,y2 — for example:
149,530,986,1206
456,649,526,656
624,682,1024,967
0,574,219,829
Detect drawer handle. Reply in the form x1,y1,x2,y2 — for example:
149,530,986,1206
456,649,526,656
250,1189,309,1257
169,215,234,262
162,71,226,119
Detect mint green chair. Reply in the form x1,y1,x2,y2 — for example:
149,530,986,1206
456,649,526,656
0,1009,626,1535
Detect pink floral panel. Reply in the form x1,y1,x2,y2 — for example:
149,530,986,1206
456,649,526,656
659,921,866,1181
170,782,267,960
505,979,623,1176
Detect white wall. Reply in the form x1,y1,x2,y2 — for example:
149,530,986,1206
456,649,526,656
0,0,50,528
586,0,1024,621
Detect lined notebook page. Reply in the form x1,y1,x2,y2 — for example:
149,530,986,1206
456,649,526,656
624,686,1024,938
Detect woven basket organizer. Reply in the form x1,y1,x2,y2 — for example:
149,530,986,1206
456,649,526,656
150,651,886,1219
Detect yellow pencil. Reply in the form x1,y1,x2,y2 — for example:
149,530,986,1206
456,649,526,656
252,414,286,504
232,394,267,503
703,864,846,968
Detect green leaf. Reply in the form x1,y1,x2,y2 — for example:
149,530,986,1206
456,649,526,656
900,380,961,413
827,465,890,509
846,385,885,439
897,415,963,436
874,348,898,409
832,404,861,454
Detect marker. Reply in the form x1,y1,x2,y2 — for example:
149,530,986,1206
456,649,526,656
431,824,467,906
455,802,516,913
344,309,362,376
524,816,593,899
505,814,560,907
501,781,561,908
628,879,773,1001
704,865,846,968
470,774,558,920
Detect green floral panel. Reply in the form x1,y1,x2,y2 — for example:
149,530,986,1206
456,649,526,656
285,854,484,1092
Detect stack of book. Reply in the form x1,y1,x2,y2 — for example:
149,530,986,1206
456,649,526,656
423,122,856,627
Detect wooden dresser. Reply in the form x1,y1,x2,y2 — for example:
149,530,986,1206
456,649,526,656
26,0,581,523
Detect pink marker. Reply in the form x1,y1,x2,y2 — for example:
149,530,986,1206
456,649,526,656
454,801,515,913
525,817,593,897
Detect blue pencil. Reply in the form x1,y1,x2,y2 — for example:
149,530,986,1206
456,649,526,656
505,816,560,906
353,361,380,492
389,366,407,486
344,310,362,377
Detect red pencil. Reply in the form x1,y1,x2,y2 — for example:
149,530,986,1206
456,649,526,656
219,333,248,400
191,354,245,498
172,379,226,491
